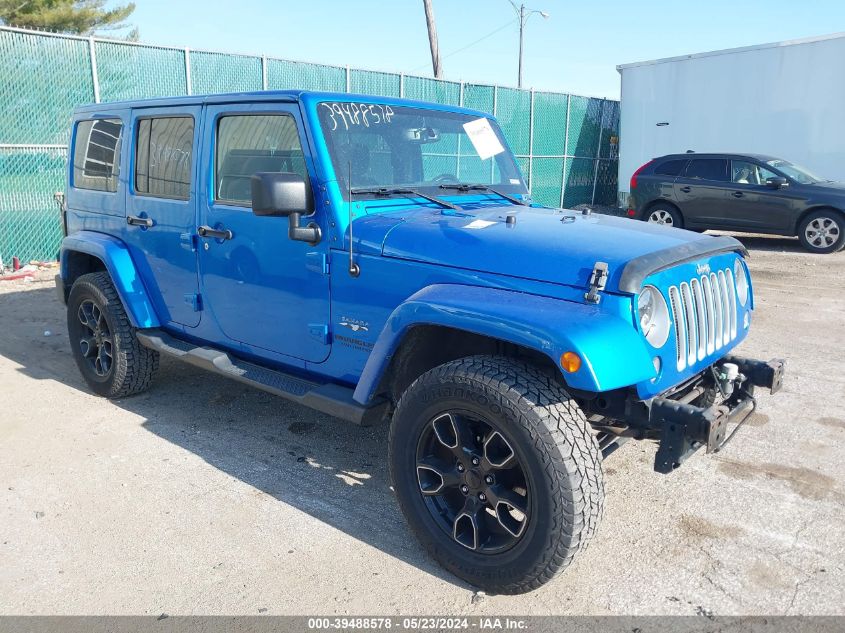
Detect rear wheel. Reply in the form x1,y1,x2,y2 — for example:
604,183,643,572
67,272,159,398
389,355,604,594
798,210,844,254
645,203,683,229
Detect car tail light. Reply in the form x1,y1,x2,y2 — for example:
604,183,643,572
630,160,653,190
626,209,636,217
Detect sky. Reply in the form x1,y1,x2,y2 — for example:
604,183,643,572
120,0,845,99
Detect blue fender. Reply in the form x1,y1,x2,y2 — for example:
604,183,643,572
60,231,160,328
353,284,656,404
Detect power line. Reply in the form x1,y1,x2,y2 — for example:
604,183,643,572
408,18,518,74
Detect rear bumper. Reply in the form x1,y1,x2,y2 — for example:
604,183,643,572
650,356,785,473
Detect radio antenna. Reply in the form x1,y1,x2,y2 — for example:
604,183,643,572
347,161,360,278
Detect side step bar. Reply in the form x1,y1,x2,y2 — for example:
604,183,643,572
137,329,390,427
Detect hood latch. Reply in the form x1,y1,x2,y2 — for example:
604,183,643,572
584,262,609,304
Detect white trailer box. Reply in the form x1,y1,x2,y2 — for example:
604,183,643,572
617,33,845,208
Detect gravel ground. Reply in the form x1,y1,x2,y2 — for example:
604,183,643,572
0,233,843,616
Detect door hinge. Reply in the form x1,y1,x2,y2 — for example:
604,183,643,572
180,232,198,252
184,293,203,312
305,252,329,275
308,323,330,345
584,262,609,304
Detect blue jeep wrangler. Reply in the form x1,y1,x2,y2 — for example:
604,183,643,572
57,91,784,594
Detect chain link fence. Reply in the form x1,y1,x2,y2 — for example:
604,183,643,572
0,25,619,262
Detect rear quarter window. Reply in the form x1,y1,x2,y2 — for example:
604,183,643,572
73,118,123,192
684,158,729,182
654,159,687,177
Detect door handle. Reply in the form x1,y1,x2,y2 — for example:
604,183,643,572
732,191,744,198
679,186,691,193
198,225,233,240
127,215,154,228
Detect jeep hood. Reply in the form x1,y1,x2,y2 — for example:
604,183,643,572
356,205,744,294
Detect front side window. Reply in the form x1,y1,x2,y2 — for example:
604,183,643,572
684,159,728,182
135,116,194,199
73,118,122,192
215,114,306,205
731,160,779,185
316,101,526,199
765,159,823,185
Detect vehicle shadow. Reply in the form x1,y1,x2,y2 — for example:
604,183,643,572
0,285,467,589
707,232,807,254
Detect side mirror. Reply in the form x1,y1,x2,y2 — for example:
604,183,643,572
251,172,320,245
765,176,788,189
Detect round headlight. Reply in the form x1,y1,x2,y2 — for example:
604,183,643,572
735,259,749,306
637,286,671,348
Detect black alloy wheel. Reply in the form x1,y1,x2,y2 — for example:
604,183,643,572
416,410,530,553
74,299,114,379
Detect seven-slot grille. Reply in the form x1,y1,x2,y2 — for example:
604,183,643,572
666,267,738,371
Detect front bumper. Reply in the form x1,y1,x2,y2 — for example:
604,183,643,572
650,356,785,473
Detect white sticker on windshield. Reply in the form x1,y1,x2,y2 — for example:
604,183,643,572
464,219,497,230
462,118,505,160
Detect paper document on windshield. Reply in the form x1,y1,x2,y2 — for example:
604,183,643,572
463,118,505,160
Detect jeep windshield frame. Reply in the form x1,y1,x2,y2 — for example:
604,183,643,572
315,101,528,202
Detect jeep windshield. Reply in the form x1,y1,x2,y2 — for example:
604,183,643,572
316,101,528,202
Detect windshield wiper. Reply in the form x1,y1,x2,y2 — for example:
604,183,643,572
350,187,461,211
438,183,529,206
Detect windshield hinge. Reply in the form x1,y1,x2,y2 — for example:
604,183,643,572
584,262,609,304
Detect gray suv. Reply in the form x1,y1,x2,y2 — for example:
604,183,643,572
628,152,845,253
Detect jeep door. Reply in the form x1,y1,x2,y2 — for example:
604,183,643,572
197,103,330,363
722,160,798,232
124,106,202,327
672,158,731,228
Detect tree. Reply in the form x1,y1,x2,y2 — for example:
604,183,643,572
0,0,136,36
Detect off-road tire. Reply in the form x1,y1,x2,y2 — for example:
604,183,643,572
389,355,604,594
644,202,683,229
67,272,159,398
797,210,844,254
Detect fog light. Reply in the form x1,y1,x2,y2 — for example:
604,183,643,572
560,352,582,373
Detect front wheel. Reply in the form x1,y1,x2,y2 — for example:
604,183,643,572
389,356,604,594
798,210,844,254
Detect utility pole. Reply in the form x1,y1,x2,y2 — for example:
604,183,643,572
509,2,549,89
517,4,525,89
422,0,443,78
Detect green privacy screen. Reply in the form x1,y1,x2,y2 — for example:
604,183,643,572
0,147,66,262
0,26,619,261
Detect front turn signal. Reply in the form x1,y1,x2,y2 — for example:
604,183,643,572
560,351,582,373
